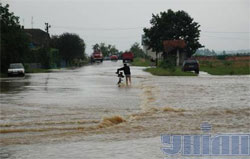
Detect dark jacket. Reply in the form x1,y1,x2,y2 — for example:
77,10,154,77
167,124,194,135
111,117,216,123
118,65,131,75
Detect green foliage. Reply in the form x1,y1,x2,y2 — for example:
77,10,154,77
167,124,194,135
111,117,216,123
217,55,227,60
92,44,100,52
199,60,250,75
23,47,60,69
51,33,86,65
0,3,86,72
200,66,250,75
0,3,30,73
25,68,52,73
0,73,8,78
131,58,151,67
159,55,176,71
223,61,232,66
143,9,202,57
92,43,119,57
145,67,197,76
48,48,60,68
41,48,60,69
129,42,147,58
200,61,214,68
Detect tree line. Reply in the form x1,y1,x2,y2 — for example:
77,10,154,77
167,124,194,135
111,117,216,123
91,42,147,59
0,3,87,73
195,49,250,57
0,3,147,74
1,3,204,73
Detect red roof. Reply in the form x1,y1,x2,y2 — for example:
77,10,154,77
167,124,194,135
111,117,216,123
163,40,186,52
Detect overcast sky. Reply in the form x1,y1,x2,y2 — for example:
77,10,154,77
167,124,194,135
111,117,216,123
3,0,250,54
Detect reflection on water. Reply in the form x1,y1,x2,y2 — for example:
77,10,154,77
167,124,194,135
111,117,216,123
0,61,250,159
0,76,31,93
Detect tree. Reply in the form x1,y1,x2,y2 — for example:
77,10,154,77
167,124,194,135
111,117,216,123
99,43,108,57
54,33,86,65
109,45,119,55
0,3,29,73
143,9,202,60
129,42,146,58
49,35,59,48
92,43,119,57
92,44,100,51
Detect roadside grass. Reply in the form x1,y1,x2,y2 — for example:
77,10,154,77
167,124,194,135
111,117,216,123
0,73,7,78
25,68,52,73
131,58,151,67
145,67,197,76
199,60,250,75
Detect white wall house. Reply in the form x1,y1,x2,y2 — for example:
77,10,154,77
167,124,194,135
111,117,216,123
141,35,162,60
142,35,188,66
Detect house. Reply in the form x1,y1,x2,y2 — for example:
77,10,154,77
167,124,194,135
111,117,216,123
163,40,187,66
141,35,162,64
142,45,162,60
142,35,187,66
24,28,50,48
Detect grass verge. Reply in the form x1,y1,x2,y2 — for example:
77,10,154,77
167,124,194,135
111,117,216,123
145,67,197,76
25,68,52,73
0,73,7,78
199,60,250,75
131,58,151,67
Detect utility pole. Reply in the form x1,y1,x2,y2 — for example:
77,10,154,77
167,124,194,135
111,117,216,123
45,23,51,48
45,22,51,34
22,18,25,28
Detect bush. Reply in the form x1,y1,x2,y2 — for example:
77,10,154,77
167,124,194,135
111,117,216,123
159,56,176,72
131,58,151,67
223,61,232,66
217,55,226,60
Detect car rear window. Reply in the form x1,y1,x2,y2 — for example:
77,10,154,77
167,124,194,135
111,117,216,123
184,60,198,64
10,63,24,69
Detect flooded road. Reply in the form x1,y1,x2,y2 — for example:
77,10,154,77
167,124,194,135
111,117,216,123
1,61,250,159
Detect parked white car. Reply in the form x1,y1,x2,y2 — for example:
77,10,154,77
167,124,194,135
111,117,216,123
8,63,25,77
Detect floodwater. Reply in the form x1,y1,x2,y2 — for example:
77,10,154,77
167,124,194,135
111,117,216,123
0,61,250,159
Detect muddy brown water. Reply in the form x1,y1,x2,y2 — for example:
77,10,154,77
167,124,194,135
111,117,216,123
0,61,250,159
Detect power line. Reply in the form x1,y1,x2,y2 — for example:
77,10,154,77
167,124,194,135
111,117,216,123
202,35,250,40
79,34,140,39
52,25,144,31
50,25,250,41
52,25,250,34
203,31,250,34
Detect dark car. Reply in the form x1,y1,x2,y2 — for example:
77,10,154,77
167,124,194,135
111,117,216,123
182,59,199,74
